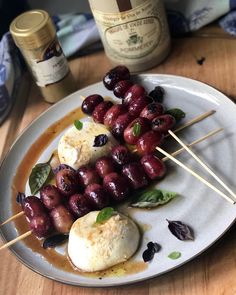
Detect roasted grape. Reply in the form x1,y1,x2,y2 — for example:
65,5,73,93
124,117,150,145
123,84,146,106
53,164,76,175
30,214,53,238
103,172,131,202
128,95,152,117
68,194,93,218
95,156,115,178
103,104,127,128
140,102,164,121
23,196,47,219
111,145,132,166
56,168,79,197
140,154,166,180
136,130,164,155
77,166,101,187
92,101,113,124
103,66,130,90
113,80,133,98
122,162,148,189
81,94,104,115
111,113,134,140
50,205,74,233
40,185,63,210
85,183,110,209
151,114,176,133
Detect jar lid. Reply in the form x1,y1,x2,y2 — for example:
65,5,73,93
10,10,56,50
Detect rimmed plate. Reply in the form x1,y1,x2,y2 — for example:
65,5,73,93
0,74,236,287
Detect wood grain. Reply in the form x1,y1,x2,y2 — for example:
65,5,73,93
1,25,236,295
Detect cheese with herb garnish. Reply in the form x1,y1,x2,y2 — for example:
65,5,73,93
68,211,140,272
58,122,117,169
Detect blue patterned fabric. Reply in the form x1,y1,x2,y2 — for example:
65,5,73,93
165,0,229,36
219,11,236,35
0,33,22,124
1,2,236,124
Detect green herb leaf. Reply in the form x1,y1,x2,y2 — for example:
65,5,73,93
168,251,181,259
166,108,185,122
131,189,177,208
96,207,114,224
132,122,141,137
29,162,52,195
74,120,83,130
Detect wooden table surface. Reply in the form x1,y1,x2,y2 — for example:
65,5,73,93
1,25,236,295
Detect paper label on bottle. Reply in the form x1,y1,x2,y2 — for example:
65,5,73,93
31,41,69,87
92,0,170,60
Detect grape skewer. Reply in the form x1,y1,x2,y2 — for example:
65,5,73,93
0,128,223,229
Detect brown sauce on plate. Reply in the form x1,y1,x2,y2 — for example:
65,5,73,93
11,106,147,278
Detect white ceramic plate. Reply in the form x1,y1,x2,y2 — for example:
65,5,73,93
1,74,236,287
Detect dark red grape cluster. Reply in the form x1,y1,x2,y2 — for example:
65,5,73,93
23,144,166,238
82,65,176,154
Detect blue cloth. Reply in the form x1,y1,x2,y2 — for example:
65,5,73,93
0,33,21,124
1,3,236,124
219,10,236,35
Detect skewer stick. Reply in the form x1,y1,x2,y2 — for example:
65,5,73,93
162,128,223,161
0,211,24,226
168,129,236,200
0,230,32,251
168,110,216,135
156,146,235,204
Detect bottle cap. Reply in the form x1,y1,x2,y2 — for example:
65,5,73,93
10,10,56,50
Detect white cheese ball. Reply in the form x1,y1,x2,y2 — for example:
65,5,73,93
68,211,140,272
58,122,117,169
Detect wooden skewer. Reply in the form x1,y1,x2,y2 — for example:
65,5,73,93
168,129,236,200
0,211,24,226
162,128,223,161
156,146,235,204
0,230,32,251
169,110,216,135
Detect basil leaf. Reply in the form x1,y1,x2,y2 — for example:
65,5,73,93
93,134,108,147
74,120,83,130
149,86,165,103
143,241,161,262
167,220,194,241
96,207,114,224
131,189,177,208
166,108,185,122
168,251,181,259
29,162,52,195
132,122,141,136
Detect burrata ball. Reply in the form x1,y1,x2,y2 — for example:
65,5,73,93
68,211,140,272
58,122,117,169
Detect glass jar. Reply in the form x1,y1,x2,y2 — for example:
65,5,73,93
88,0,171,72
10,10,77,103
